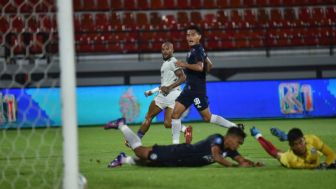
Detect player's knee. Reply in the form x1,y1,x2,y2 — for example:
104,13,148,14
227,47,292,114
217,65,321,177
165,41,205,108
164,121,171,128
203,114,211,122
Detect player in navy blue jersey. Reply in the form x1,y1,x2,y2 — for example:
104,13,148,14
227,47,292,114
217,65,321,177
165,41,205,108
172,25,243,144
106,118,262,168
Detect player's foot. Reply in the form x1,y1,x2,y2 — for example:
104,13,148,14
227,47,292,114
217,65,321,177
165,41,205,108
107,152,126,168
250,127,262,138
237,123,245,130
270,127,288,141
104,118,126,130
184,125,192,144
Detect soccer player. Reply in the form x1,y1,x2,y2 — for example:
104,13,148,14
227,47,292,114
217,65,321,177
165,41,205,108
105,42,192,143
171,25,242,144
106,118,263,168
250,127,336,169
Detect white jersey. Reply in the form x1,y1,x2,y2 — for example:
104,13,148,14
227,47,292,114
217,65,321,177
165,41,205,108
160,57,180,91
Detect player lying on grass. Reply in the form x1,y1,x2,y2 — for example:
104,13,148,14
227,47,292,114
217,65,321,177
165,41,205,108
250,127,336,169
105,42,192,143
106,118,263,168
171,25,243,144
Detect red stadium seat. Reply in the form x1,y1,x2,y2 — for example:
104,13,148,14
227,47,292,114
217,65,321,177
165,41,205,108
311,7,326,26
269,0,282,6
73,14,81,32
138,0,149,9
162,14,177,29
203,0,216,9
110,0,123,10
177,11,189,28
81,0,95,11
0,16,9,33
150,0,163,9
203,13,218,29
177,0,189,9
283,8,297,27
30,34,45,54
95,13,111,32
27,16,38,32
136,13,150,30
92,33,108,52
298,7,312,26
190,0,202,9
243,0,256,7
149,12,163,29
111,12,122,31
81,13,95,32
8,34,25,54
73,0,82,11
257,9,270,27
124,0,136,10
122,12,136,30
190,12,202,25
230,0,242,8
255,0,268,7
36,0,56,12
11,16,25,33
163,0,176,9
216,10,229,28
244,9,258,28
269,9,284,28
230,10,244,28
217,0,229,8
326,7,336,26
96,0,110,11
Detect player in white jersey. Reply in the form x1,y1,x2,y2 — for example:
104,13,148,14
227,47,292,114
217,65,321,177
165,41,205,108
136,42,191,143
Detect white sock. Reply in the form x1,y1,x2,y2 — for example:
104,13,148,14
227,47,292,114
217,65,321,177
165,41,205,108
181,125,187,133
119,125,142,149
210,114,237,128
172,119,181,144
121,156,137,165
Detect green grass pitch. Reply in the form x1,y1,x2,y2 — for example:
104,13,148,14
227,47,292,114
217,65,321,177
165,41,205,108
1,118,336,189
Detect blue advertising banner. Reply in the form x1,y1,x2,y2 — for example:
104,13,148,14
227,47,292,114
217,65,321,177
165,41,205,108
1,79,335,128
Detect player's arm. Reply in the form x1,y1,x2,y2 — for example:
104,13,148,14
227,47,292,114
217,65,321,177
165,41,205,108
313,136,336,166
205,57,213,72
160,69,186,94
175,61,204,72
233,155,264,167
211,145,238,167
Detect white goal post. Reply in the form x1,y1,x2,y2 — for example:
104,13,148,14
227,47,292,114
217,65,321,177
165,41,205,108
56,0,79,189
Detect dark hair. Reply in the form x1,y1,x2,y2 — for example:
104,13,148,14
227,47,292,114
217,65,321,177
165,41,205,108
226,127,246,139
186,25,202,35
287,128,304,145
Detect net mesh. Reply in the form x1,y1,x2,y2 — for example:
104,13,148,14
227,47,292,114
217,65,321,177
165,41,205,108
0,0,62,189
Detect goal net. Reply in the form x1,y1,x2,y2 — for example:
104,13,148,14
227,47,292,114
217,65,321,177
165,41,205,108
0,0,78,189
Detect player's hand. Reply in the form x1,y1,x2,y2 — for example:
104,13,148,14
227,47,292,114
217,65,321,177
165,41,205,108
160,86,170,95
144,91,153,97
175,61,186,68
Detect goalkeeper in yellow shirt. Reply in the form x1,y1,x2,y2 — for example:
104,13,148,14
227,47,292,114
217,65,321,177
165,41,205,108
250,127,336,169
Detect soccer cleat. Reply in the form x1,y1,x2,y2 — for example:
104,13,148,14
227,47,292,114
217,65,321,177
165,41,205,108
270,127,288,141
250,127,262,138
237,123,245,130
184,125,193,144
107,152,126,168
104,118,126,130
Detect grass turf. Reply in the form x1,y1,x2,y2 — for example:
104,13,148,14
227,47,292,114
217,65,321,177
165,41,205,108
1,118,336,189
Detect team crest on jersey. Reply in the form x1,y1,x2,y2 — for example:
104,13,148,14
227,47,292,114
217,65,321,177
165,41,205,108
187,52,191,58
149,153,158,160
311,148,317,154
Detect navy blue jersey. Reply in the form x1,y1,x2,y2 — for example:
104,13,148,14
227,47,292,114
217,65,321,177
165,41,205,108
184,44,207,94
148,134,240,167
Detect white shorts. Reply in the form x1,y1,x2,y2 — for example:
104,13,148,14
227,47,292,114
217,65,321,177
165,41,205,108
154,89,181,109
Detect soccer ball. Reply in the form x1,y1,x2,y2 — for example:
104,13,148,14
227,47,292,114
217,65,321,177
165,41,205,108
79,173,88,189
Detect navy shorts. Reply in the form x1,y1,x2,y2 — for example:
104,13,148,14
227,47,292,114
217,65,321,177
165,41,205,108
176,90,209,111
147,144,211,167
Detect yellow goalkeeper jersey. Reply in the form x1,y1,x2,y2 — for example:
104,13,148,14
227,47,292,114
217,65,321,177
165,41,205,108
279,135,336,169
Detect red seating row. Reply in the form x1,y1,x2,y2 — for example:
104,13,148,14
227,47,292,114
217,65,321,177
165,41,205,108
5,26,335,55
1,0,335,13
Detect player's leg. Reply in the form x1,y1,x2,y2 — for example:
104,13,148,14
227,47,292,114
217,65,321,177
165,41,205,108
171,101,187,144
250,127,281,159
195,95,236,128
138,100,162,139
164,107,187,131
